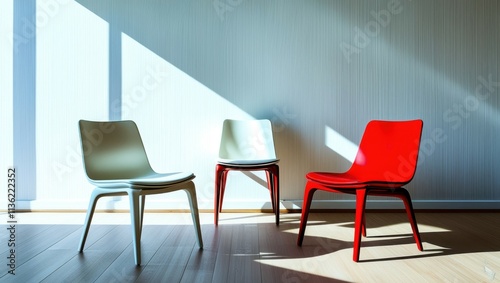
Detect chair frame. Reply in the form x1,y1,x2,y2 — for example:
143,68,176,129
77,120,203,265
296,120,424,262
214,163,279,225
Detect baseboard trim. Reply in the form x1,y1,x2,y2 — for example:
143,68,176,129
281,199,500,210
1,199,499,213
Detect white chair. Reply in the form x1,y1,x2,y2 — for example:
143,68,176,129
214,119,280,225
77,120,203,265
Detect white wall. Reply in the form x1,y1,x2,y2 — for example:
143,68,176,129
5,0,500,210
36,0,109,208
0,1,14,208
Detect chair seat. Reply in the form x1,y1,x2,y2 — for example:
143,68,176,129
218,158,279,167
89,172,195,188
306,172,405,188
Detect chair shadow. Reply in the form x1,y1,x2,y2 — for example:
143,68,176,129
276,211,500,263
205,220,352,283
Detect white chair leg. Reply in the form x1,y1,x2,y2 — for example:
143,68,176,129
184,183,203,249
139,195,146,233
78,189,101,252
128,190,142,265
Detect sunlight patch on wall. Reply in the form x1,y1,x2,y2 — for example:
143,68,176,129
36,0,109,201
325,125,358,163
119,32,271,209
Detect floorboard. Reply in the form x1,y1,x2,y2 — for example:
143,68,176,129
180,225,218,283
0,212,499,283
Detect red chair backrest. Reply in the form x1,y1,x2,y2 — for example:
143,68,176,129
349,120,423,184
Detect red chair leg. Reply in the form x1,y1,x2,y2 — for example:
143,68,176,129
361,213,367,237
265,170,275,213
272,165,280,226
219,170,229,213
297,183,317,246
214,165,225,225
353,189,368,262
266,164,280,226
395,188,423,251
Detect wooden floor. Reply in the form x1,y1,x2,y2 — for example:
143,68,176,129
1,211,499,283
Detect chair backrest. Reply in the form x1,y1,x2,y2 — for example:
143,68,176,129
349,120,423,184
218,119,277,163
79,120,155,180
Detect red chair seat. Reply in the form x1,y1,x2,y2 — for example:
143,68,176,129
307,172,407,188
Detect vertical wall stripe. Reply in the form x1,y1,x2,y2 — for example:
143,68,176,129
109,25,122,120
13,0,36,200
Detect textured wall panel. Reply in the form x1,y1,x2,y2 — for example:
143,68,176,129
11,0,500,209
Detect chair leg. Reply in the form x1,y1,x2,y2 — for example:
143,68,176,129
297,183,317,246
265,171,275,213
219,170,229,213
272,165,280,226
353,189,368,262
264,165,280,225
78,189,101,252
184,183,204,249
128,190,142,265
361,213,367,237
139,195,146,233
395,188,423,251
214,165,226,225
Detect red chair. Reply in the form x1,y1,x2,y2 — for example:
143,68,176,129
214,119,280,226
297,120,424,262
